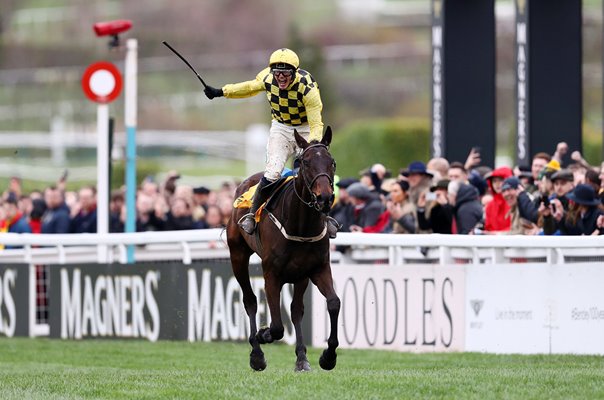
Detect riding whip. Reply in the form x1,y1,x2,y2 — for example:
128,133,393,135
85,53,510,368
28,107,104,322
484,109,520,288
162,41,208,88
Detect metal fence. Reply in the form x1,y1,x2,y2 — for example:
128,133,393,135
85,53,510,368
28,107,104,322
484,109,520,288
2,230,603,333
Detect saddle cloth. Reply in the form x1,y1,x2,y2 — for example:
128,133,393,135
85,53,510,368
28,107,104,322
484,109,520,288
233,175,294,222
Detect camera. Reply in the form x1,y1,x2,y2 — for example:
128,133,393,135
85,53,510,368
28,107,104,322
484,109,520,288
93,20,132,48
541,196,550,207
425,192,437,201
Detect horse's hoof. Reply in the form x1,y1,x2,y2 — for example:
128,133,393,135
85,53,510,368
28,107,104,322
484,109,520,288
319,351,337,371
250,350,267,371
295,360,311,372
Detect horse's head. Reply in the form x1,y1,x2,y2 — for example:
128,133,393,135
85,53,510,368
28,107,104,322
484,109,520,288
294,127,335,214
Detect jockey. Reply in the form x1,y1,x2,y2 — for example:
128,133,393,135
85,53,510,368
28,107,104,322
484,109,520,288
204,48,339,237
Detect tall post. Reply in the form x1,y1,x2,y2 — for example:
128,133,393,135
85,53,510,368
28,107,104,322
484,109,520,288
97,104,109,263
431,0,444,158
431,0,496,167
515,0,582,166
125,38,138,263
515,0,529,166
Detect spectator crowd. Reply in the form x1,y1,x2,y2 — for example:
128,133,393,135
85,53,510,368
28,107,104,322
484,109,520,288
0,171,237,245
330,142,604,236
2,141,604,241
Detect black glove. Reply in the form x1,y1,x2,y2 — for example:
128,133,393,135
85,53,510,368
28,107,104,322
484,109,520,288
204,85,223,100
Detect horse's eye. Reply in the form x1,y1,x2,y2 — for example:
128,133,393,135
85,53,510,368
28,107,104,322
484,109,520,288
303,159,310,167
332,160,337,170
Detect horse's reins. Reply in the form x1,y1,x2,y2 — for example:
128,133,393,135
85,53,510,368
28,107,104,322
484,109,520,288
266,143,333,242
292,143,334,212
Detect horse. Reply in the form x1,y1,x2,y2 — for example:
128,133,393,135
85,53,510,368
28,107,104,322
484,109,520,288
226,127,340,372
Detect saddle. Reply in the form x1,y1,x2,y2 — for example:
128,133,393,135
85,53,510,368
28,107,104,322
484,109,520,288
233,175,294,222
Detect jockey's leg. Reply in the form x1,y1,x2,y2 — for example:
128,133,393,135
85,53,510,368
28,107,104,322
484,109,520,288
239,123,294,235
238,177,275,234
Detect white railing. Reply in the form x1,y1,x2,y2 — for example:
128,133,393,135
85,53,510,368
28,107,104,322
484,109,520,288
1,230,604,265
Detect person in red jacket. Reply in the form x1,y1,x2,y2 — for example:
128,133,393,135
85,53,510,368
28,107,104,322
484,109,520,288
483,166,513,233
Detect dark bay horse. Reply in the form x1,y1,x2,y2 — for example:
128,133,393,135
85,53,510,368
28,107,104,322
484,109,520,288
226,127,340,372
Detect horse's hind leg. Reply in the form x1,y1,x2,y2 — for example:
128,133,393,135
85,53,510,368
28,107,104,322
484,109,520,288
230,242,266,371
291,279,311,372
311,266,340,371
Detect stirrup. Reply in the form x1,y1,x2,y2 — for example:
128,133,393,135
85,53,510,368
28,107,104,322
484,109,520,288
326,216,341,239
238,213,256,234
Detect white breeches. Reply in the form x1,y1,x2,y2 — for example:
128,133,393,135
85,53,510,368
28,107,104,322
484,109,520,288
264,120,311,181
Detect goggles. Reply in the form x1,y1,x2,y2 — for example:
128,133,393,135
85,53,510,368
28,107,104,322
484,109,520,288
272,68,294,78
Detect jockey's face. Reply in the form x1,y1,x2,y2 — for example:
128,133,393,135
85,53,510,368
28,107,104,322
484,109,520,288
274,70,294,89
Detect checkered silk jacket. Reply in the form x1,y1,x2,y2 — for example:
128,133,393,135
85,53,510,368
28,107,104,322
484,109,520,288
222,67,324,141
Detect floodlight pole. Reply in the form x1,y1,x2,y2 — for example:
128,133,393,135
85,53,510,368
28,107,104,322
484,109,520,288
124,38,138,263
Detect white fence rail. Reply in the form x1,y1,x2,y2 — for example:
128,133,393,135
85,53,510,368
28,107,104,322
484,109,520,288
1,230,603,265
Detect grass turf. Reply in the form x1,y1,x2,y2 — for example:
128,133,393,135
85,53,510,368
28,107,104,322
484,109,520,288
1,338,604,399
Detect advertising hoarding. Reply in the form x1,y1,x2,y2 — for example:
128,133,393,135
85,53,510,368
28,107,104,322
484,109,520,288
49,262,308,344
0,265,28,338
312,264,465,352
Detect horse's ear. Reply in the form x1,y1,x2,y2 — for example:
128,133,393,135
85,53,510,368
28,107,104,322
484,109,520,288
294,129,308,149
321,126,332,147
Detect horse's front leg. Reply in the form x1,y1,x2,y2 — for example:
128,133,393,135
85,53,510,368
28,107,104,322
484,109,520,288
257,274,285,344
291,278,311,372
311,265,340,370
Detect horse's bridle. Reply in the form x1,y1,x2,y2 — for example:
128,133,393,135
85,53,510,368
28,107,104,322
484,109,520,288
293,143,335,212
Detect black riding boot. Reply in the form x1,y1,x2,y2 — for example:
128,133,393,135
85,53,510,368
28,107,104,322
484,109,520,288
239,177,273,234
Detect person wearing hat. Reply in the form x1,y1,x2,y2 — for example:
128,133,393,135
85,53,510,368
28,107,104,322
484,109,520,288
550,169,575,211
550,184,604,235
203,48,330,235
347,182,384,232
499,176,535,234
400,161,434,209
0,193,31,249
417,179,453,234
532,161,558,205
329,177,358,234
535,169,574,235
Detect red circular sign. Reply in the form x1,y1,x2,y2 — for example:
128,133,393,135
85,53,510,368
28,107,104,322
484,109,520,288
82,61,123,104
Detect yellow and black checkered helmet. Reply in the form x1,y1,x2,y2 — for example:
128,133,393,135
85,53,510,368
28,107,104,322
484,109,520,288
269,48,299,71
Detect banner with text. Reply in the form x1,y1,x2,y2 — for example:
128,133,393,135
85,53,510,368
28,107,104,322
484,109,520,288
0,265,28,338
312,264,465,352
465,264,604,354
48,262,308,344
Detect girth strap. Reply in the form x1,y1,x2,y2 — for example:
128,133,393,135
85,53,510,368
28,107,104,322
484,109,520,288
267,212,327,242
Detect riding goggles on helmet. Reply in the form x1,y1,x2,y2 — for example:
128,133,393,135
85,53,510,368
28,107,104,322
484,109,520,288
272,68,294,78
271,62,295,77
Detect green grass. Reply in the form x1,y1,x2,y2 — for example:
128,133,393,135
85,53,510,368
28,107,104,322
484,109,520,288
1,338,604,399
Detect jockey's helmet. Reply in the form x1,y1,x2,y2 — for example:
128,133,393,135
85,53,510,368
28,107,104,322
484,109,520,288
269,48,299,72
